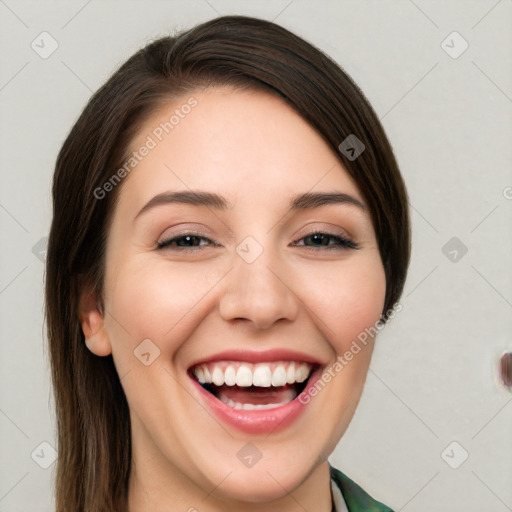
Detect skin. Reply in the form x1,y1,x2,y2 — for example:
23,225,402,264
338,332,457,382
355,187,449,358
79,86,386,512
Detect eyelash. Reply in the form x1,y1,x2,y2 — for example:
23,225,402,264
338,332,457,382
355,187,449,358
156,232,359,252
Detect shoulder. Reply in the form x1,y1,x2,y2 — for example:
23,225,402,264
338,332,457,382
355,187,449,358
329,463,395,512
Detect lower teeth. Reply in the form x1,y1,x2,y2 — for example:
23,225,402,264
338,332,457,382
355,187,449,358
219,396,293,410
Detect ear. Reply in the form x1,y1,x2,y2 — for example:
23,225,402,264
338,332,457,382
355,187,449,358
78,280,112,357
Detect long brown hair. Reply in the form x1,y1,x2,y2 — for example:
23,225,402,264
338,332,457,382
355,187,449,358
45,15,410,511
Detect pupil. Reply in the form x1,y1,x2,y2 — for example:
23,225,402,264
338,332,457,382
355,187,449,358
309,234,327,246
179,235,196,246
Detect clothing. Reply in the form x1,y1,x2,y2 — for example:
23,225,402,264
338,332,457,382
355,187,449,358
329,463,395,512
331,475,349,512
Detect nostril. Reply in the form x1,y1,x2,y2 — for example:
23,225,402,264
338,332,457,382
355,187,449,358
498,351,512,389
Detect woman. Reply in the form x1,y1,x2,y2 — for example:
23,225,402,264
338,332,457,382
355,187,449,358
45,15,410,512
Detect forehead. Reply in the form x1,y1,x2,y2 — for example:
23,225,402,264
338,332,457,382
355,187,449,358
116,87,364,214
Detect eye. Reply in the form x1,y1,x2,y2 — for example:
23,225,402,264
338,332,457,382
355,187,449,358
156,231,359,252
156,233,218,251
292,232,359,251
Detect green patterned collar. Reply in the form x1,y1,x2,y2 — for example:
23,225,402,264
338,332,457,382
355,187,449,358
329,464,395,512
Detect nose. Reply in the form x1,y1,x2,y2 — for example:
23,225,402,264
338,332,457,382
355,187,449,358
218,242,299,330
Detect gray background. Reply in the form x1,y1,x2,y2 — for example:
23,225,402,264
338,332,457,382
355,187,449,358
1,1,511,510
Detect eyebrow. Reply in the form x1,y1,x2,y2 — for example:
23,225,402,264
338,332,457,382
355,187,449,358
134,190,366,221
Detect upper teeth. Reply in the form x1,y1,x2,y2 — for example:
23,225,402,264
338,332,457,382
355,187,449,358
192,361,313,387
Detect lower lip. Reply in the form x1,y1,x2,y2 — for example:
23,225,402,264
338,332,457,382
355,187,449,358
189,367,323,435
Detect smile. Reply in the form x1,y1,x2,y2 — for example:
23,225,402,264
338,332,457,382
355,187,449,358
187,350,325,434
190,360,316,410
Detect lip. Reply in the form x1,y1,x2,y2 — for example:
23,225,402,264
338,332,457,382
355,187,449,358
187,348,326,369
188,364,324,435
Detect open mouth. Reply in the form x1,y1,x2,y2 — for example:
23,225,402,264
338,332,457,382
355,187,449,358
188,361,319,410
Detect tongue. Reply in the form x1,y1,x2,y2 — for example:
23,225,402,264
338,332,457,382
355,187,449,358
216,384,297,405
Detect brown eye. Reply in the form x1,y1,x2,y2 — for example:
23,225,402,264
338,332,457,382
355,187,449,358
157,234,215,251
293,232,359,250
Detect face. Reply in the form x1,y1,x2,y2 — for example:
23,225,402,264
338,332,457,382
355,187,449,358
81,86,386,508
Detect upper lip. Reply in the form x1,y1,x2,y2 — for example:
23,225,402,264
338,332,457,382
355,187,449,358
187,348,326,370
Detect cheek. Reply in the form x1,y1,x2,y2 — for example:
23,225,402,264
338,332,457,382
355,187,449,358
299,254,386,438
104,257,226,357
102,258,227,424
296,254,386,353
